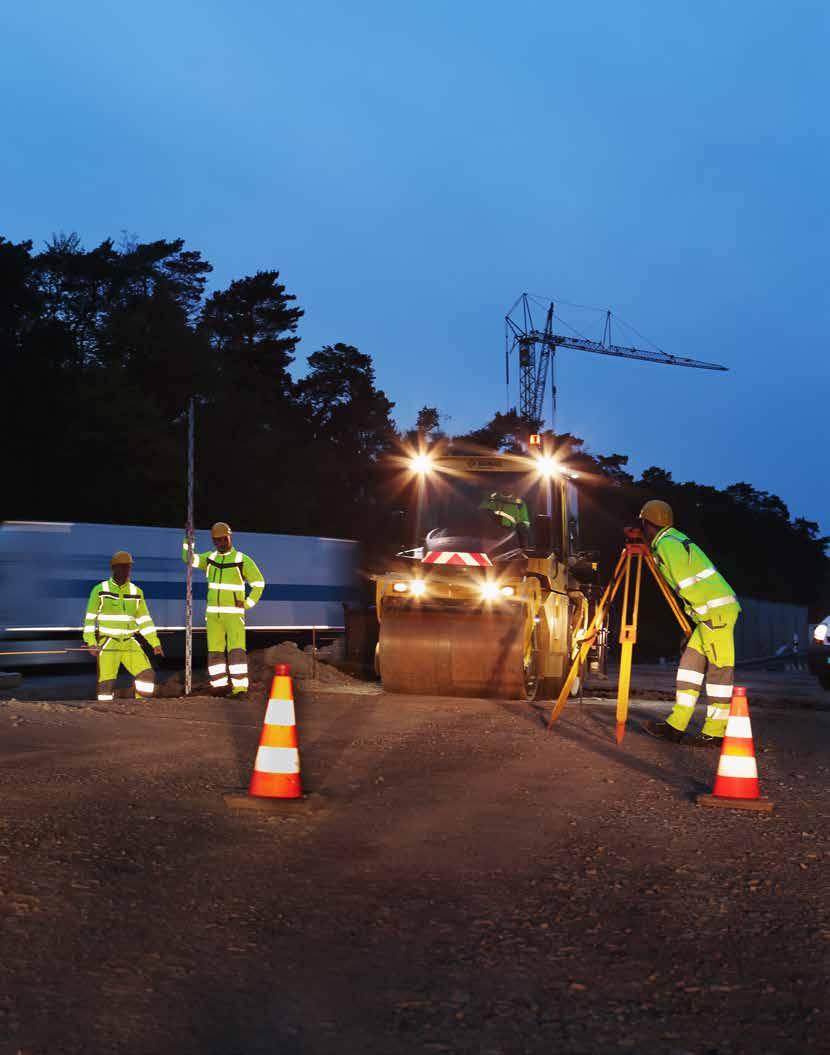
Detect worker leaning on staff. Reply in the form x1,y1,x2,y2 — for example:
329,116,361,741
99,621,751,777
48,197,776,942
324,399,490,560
83,552,163,702
182,522,265,696
640,500,741,746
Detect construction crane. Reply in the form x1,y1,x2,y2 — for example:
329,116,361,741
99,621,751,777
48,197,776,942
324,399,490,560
505,292,728,429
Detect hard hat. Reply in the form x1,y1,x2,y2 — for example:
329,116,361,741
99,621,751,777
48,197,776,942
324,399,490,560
211,521,232,539
111,550,134,565
639,500,673,528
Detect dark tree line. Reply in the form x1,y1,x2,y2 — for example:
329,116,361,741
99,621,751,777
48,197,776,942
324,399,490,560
3,231,828,618
1,233,395,540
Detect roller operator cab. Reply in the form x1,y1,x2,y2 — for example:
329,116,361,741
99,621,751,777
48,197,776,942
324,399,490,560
375,449,603,700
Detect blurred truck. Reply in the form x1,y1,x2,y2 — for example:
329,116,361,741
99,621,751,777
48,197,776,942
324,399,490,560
0,521,359,667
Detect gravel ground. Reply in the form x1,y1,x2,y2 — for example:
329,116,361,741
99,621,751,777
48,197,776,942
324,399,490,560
0,687,828,1055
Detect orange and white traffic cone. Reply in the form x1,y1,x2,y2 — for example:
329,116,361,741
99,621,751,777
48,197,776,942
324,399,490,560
224,663,303,810
697,687,773,812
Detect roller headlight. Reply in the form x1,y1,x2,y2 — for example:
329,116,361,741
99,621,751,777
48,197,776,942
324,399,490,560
409,580,427,596
815,623,828,642
501,585,515,597
481,582,500,601
393,581,408,593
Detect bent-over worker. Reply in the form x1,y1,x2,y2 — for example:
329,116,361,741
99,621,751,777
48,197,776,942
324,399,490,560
182,522,265,696
83,551,163,702
639,500,741,747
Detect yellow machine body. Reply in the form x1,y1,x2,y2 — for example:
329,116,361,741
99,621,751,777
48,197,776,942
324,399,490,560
375,452,593,700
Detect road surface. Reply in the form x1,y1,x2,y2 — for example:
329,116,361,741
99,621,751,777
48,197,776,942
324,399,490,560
1,685,828,1054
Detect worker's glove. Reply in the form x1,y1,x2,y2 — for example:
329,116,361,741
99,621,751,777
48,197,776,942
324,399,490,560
86,646,100,657
153,645,164,658
235,597,245,609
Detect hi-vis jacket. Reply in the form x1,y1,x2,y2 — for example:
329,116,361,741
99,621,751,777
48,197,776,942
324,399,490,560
651,528,740,623
181,541,265,615
83,579,161,647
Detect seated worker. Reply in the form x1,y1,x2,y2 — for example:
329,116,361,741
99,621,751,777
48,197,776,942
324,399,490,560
479,491,530,532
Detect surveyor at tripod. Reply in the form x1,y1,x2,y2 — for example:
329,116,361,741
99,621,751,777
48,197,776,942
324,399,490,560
639,500,740,746
182,522,265,697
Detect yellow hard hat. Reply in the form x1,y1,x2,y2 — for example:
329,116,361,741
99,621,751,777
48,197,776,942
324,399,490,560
211,521,232,539
111,550,134,565
639,500,673,529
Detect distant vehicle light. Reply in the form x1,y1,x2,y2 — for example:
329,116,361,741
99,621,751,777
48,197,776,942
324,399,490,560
481,582,500,601
409,454,433,475
409,580,427,596
537,456,559,478
501,585,515,597
815,623,828,642
393,581,408,593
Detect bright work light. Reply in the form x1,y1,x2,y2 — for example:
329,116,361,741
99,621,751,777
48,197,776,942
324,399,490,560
409,453,433,474
481,582,500,601
409,580,427,596
536,456,559,478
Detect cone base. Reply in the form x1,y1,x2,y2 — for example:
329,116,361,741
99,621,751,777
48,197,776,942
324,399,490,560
697,793,774,813
223,791,328,813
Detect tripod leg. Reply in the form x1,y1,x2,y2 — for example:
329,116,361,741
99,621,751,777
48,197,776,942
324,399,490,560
547,550,627,729
616,553,643,744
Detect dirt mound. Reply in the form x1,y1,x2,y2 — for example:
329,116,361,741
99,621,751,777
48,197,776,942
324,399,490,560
157,641,364,699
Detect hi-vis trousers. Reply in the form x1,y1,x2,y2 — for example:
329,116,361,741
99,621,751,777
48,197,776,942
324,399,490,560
206,612,249,694
666,606,739,738
97,637,155,702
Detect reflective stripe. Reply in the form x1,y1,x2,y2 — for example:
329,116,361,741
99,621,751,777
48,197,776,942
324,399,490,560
245,598,255,609
725,715,752,738
249,580,265,588
210,676,229,687
97,693,114,701
136,615,152,624
705,683,733,698
96,614,134,622
253,746,300,774
693,595,737,615
97,628,136,637
717,755,758,779
675,691,697,709
265,698,296,726
231,677,249,688
135,680,154,694
228,663,248,675
206,605,246,614
208,662,227,675
138,625,158,637
210,582,245,592
711,706,731,722
676,667,704,685
677,567,717,590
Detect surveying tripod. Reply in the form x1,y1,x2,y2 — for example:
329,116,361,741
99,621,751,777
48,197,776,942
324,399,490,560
547,528,692,743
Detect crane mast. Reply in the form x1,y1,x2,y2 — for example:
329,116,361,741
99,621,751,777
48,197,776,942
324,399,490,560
505,293,727,429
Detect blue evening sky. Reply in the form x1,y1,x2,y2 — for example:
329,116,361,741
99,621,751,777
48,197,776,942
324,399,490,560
3,1,828,531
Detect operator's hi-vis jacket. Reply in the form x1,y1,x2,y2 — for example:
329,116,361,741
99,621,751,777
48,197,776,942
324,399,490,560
650,527,740,622
82,579,161,648
181,541,266,614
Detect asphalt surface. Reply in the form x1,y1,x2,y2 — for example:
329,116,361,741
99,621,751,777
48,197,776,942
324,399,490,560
1,685,828,1054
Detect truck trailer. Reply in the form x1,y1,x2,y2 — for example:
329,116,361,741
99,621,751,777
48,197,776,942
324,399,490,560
0,521,360,667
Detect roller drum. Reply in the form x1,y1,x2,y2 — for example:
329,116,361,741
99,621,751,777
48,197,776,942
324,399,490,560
378,599,530,699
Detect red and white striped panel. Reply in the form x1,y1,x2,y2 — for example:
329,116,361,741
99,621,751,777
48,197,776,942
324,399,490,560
422,551,493,566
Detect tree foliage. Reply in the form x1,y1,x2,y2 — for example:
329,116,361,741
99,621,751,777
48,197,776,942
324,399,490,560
3,230,827,619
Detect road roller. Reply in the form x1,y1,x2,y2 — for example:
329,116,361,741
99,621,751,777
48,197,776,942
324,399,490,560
375,446,603,700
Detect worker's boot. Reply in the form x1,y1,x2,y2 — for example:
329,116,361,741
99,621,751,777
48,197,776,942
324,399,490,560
642,719,684,743
685,732,723,749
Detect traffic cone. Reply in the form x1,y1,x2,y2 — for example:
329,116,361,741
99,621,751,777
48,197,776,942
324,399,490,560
697,687,774,812
248,663,303,799
224,663,303,810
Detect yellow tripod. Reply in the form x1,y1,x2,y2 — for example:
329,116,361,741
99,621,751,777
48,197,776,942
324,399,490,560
547,528,692,743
